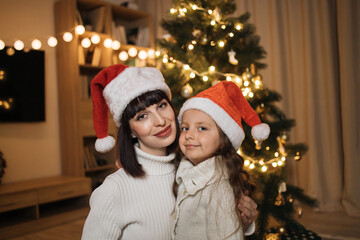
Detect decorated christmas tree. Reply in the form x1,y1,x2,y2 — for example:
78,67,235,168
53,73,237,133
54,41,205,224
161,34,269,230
156,0,318,238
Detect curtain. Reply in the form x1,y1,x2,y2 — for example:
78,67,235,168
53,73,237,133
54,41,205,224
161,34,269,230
138,0,360,216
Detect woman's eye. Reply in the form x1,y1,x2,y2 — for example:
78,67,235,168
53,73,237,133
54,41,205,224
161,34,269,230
181,127,188,131
136,114,146,120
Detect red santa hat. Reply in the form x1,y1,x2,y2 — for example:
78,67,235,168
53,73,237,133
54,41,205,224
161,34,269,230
178,81,270,149
91,64,171,153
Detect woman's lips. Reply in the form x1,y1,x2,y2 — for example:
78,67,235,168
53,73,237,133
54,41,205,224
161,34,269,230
154,125,172,137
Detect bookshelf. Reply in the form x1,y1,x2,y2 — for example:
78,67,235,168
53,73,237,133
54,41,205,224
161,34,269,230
54,0,155,189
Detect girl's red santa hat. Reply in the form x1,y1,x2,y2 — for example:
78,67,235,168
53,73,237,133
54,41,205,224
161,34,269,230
91,64,171,153
178,81,270,149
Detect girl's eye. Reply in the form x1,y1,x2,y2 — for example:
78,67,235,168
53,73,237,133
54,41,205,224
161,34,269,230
158,101,167,109
181,126,188,131
199,126,207,131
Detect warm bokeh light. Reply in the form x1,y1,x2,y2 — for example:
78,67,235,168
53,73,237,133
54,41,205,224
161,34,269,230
31,39,41,50
128,47,137,57
75,25,85,35
63,32,73,42
138,50,147,60
119,51,128,61
81,38,91,48
112,40,121,50
14,40,24,50
0,40,5,50
47,36,58,47
103,38,112,48
91,34,101,44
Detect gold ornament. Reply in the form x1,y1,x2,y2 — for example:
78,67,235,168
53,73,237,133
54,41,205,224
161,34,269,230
192,29,202,38
228,49,238,65
294,152,301,161
297,206,303,217
213,7,222,21
275,192,285,206
265,233,280,240
277,136,287,157
181,83,193,98
250,63,256,75
255,140,262,150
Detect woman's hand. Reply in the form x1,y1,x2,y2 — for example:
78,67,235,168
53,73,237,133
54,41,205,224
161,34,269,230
237,190,257,231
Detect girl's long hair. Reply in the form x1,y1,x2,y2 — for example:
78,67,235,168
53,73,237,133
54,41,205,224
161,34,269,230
117,90,180,178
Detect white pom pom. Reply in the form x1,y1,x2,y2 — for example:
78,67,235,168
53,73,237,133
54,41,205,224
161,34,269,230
95,136,115,153
251,123,270,141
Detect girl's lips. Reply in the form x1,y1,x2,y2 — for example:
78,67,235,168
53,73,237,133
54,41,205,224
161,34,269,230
184,144,199,149
154,125,172,137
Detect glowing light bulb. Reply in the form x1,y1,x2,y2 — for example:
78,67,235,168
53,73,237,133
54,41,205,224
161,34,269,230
128,47,137,57
191,4,197,10
155,51,161,57
261,166,268,172
255,79,261,86
266,146,270,150
209,66,215,72
248,92,254,98
75,25,85,35
259,160,264,165
218,41,225,47
188,44,194,50
31,39,41,50
119,51,128,61
275,152,279,157
203,76,208,82
278,161,283,166
0,40,5,50
14,40,24,50
235,23,244,30
91,34,100,44
138,50,147,60
210,20,216,26
190,72,196,78
184,64,190,70
221,25,226,29
244,80,250,86
229,32,234,37
249,163,255,169
170,8,176,14
208,10,213,14
272,162,278,167
103,38,112,48
162,57,168,63
281,157,286,161
235,77,241,83
147,49,155,58
63,32,73,42
47,36,58,47
226,76,232,81
81,38,91,48
112,40,121,50
244,160,250,166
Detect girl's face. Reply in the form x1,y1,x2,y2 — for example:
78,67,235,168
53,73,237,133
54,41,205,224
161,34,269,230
179,109,221,165
129,99,177,156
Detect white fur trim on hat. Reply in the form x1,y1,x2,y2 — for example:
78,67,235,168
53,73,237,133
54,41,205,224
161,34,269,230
103,67,171,127
251,123,270,141
95,135,115,153
179,97,245,149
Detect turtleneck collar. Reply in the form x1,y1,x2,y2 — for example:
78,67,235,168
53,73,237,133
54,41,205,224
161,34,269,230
135,144,175,176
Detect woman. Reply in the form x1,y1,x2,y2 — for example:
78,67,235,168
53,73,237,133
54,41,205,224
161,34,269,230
81,64,256,239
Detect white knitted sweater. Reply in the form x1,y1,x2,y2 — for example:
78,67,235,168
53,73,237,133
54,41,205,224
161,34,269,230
81,145,176,240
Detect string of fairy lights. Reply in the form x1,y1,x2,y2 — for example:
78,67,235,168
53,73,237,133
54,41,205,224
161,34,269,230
0,24,156,62
161,3,303,173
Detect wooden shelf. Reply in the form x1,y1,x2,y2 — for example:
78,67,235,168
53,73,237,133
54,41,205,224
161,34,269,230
0,176,91,239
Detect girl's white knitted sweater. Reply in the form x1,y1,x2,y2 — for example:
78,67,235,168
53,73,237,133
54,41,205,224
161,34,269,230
82,145,176,240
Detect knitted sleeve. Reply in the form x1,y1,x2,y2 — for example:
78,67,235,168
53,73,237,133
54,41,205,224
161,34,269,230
81,179,122,240
206,180,244,240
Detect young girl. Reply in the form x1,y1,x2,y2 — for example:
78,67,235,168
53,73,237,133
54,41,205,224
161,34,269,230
172,81,270,239
81,65,258,239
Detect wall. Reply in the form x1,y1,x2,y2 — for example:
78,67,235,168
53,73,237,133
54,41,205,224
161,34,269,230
0,0,61,183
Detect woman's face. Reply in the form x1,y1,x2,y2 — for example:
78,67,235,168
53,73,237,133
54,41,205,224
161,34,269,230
129,99,177,156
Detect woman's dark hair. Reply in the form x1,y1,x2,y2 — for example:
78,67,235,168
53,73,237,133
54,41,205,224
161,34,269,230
116,90,180,178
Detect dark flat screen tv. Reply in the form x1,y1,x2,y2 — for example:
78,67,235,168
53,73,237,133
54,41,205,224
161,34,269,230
0,47,45,122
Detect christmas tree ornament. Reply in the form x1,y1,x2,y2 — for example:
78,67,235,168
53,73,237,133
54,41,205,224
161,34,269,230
213,7,222,21
242,68,254,81
294,152,301,161
265,233,280,240
228,49,238,65
181,83,193,98
275,192,285,206
297,206,303,217
255,140,262,150
288,195,294,203
281,131,288,141
192,29,202,38
277,136,287,156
